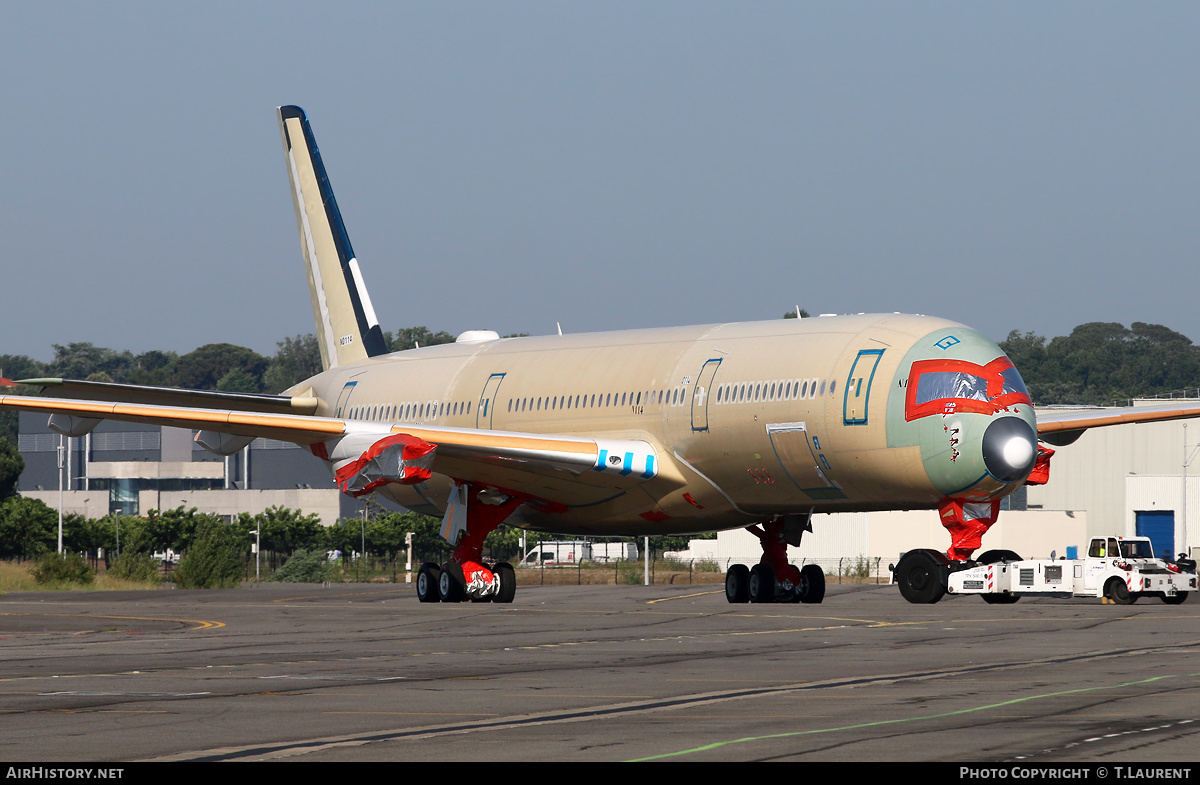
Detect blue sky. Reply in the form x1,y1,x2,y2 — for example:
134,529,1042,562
2,2,1197,360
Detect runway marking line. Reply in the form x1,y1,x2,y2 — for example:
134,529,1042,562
323,711,499,717
628,672,1189,761
0,612,223,630
646,590,722,603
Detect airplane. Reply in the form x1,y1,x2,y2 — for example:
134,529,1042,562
6,105,1200,606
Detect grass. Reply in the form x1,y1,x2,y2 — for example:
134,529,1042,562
0,560,167,592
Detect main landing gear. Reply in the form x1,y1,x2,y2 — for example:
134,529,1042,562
725,516,825,604
417,482,525,604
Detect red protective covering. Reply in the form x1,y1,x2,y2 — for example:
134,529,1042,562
745,520,802,586
939,497,1001,561
905,356,1033,421
449,483,529,594
1025,445,1055,486
334,434,436,497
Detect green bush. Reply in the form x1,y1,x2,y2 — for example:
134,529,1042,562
32,553,95,585
272,549,333,583
109,553,162,583
173,520,246,589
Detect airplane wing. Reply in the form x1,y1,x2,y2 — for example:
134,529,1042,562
0,393,675,504
1037,401,1200,444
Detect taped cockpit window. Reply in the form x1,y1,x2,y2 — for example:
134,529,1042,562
905,357,1032,421
913,371,989,406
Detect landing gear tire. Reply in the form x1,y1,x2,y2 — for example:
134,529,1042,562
417,563,442,603
1162,592,1188,605
749,563,775,604
494,562,516,604
1104,577,1138,605
439,562,466,602
798,564,825,604
725,564,750,603
981,593,1020,604
895,550,948,604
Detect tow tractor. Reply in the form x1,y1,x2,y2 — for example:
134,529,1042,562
893,535,1198,604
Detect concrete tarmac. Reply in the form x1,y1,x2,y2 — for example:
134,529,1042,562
2,581,1199,762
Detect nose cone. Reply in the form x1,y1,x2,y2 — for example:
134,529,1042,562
981,416,1038,483
885,322,1039,500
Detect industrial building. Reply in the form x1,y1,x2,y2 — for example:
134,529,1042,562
16,411,355,524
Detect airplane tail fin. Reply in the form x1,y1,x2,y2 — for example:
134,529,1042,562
277,105,389,370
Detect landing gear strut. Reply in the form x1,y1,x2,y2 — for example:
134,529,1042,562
725,515,825,604
417,482,526,604
892,498,1004,604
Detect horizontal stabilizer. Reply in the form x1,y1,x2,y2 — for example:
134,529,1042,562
19,377,318,415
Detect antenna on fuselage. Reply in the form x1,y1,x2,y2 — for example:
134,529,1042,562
795,305,803,318
557,322,563,336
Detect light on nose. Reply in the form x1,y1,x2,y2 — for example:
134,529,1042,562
982,417,1037,483
1002,434,1035,469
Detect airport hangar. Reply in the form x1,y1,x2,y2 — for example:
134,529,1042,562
16,400,1200,566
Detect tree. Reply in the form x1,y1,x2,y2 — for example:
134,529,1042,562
1001,321,1200,405
166,343,269,391
127,350,178,386
0,353,47,382
262,334,323,393
250,506,325,556
173,518,247,589
0,496,57,559
782,308,811,319
0,437,24,502
47,343,135,381
385,327,456,352
216,368,260,393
